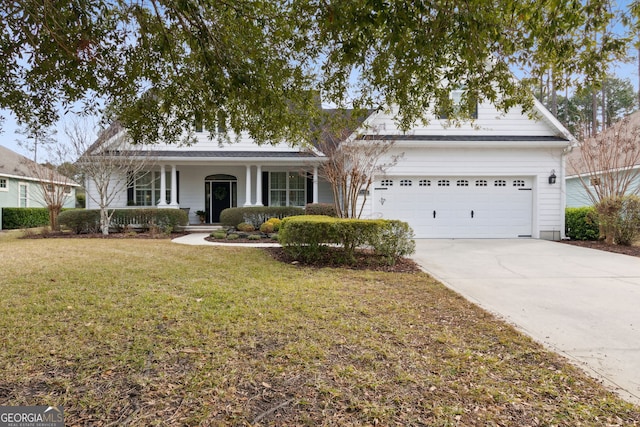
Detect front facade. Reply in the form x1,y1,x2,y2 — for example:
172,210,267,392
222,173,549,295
353,100,573,240
87,98,573,239
84,133,331,224
0,145,78,229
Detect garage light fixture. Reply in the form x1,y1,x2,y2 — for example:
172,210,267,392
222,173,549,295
548,170,557,185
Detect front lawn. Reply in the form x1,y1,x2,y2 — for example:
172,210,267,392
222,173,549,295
0,236,638,425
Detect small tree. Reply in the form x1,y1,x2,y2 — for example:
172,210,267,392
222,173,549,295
68,120,155,235
569,115,640,243
17,126,74,231
315,112,402,218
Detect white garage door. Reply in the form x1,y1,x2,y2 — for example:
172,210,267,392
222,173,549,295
375,177,533,238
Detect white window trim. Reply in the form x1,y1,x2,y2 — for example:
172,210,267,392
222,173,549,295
18,182,28,207
0,178,8,191
268,171,306,207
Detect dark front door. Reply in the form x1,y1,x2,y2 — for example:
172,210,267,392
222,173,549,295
210,181,232,223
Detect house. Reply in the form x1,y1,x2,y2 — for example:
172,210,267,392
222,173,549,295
565,112,640,208
86,97,574,239
0,144,79,229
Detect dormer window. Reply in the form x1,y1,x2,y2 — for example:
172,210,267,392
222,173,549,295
438,88,478,120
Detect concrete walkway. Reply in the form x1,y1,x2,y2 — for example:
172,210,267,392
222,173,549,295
411,239,640,405
172,233,281,247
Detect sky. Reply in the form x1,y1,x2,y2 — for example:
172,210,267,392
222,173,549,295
1,2,639,161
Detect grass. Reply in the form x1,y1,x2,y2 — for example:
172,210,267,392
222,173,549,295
0,232,639,425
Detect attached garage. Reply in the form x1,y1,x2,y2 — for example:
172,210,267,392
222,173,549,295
374,176,534,238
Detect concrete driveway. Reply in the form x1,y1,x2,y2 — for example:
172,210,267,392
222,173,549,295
411,239,640,405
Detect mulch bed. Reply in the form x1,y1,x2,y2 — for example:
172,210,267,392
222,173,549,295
560,239,640,258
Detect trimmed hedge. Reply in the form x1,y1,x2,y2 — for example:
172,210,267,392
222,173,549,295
59,208,189,234
2,208,52,229
565,207,599,241
220,206,304,228
305,203,338,217
279,215,415,265
58,210,101,234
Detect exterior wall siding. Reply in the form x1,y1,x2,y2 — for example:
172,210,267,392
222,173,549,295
365,146,566,238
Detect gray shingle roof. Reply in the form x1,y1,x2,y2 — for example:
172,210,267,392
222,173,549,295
116,150,320,158
0,144,79,184
357,135,569,142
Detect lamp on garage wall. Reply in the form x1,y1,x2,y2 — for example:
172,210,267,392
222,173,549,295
548,170,557,184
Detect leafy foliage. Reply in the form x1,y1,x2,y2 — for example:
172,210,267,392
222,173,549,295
613,195,640,246
220,206,304,229
279,215,415,265
304,203,338,217
565,207,600,241
1,208,52,230
59,208,187,234
1,1,629,143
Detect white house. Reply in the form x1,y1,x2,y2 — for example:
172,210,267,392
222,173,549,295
86,97,574,239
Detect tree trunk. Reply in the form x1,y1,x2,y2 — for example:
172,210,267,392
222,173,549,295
100,207,110,235
591,89,598,137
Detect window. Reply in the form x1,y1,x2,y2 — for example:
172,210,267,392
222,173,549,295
456,179,469,187
45,183,54,192
269,172,306,207
590,177,601,186
438,180,450,187
380,179,393,187
128,171,172,206
475,179,487,187
438,88,478,119
19,183,28,207
0,178,7,191
419,179,431,187
400,179,412,186
513,180,525,187
494,180,506,187
64,186,72,194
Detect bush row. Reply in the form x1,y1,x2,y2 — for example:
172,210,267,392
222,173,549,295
565,207,599,241
278,215,415,265
220,206,304,228
2,208,55,229
58,208,189,234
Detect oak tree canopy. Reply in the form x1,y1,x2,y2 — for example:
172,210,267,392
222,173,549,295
1,0,630,145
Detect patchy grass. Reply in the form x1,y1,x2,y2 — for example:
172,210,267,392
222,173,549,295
0,239,638,426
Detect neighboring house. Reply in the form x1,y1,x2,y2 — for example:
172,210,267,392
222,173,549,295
86,97,574,239
0,145,79,229
565,111,640,208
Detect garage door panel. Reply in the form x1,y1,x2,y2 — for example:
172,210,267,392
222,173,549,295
376,177,533,238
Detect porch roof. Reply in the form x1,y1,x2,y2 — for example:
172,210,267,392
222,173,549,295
151,150,320,158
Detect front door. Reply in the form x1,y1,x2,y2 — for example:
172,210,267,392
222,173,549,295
205,174,237,223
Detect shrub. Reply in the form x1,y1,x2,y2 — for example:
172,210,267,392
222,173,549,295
368,220,416,264
226,233,239,240
305,203,337,217
260,217,282,233
220,206,304,228
211,231,227,239
2,208,51,229
58,209,101,234
58,208,188,234
110,208,188,233
248,234,262,240
565,207,599,241
279,215,415,265
614,195,640,246
237,222,255,232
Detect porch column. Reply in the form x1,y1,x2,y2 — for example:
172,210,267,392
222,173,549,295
158,164,167,207
255,165,263,206
313,165,319,203
169,165,178,207
244,165,252,206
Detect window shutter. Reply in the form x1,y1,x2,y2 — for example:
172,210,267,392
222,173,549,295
306,173,314,204
262,172,269,206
